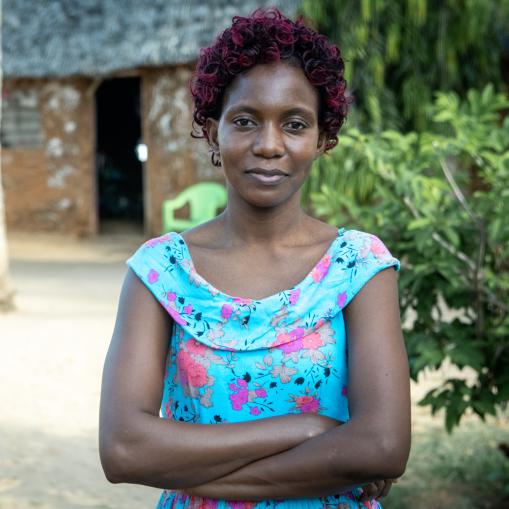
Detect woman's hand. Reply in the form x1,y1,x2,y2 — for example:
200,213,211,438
359,479,397,502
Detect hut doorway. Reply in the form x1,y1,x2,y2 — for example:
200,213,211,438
95,77,144,233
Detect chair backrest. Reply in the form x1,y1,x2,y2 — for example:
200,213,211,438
180,182,227,221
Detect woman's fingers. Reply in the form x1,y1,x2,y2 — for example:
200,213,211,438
359,482,379,501
359,479,392,501
379,479,393,498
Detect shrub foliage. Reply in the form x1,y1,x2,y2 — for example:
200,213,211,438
306,85,509,431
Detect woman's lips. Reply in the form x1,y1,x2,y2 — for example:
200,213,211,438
245,169,288,185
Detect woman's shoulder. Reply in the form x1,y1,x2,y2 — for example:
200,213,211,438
326,227,400,307
332,227,400,270
140,231,179,248
126,231,188,280
302,217,395,254
341,227,395,252
300,216,397,262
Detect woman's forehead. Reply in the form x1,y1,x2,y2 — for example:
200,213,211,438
221,61,319,117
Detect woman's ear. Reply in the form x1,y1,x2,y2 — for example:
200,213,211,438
205,117,220,152
205,117,222,167
315,131,327,160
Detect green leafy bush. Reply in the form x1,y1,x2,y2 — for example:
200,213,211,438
306,85,509,431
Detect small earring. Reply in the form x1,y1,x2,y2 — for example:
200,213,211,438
211,149,222,167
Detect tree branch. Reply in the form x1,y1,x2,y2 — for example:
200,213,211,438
438,157,487,339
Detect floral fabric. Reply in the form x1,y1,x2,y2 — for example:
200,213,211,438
126,227,400,509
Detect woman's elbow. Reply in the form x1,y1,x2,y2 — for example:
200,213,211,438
99,425,185,489
99,432,137,484
376,432,410,479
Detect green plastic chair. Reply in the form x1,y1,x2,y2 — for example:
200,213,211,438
162,182,227,233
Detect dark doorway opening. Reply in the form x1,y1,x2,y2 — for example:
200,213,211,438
95,77,143,233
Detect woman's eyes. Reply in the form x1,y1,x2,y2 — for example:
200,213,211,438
232,118,308,131
233,118,256,127
285,120,307,131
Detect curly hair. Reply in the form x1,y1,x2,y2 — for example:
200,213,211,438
190,8,350,155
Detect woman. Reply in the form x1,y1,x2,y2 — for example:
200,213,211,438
99,8,411,509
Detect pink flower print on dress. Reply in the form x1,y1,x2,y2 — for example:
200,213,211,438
250,406,261,416
274,326,305,351
186,338,208,356
295,395,320,413
278,336,304,354
229,387,249,410
147,269,159,284
289,327,305,341
311,254,331,283
369,235,390,258
228,377,249,410
164,303,187,326
176,350,190,376
221,303,233,320
271,332,291,348
177,350,208,388
302,332,324,350
229,379,267,411
233,296,252,305
167,291,176,301
186,363,207,388
183,304,193,315
337,291,347,308
289,288,300,305
342,384,348,397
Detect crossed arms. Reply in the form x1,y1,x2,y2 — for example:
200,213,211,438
99,267,410,499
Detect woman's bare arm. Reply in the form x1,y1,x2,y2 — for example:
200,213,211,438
184,267,411,499
99,269,340,489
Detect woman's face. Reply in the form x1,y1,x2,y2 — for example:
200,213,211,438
206,60,325,209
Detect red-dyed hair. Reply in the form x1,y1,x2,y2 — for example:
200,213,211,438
190,8,350,154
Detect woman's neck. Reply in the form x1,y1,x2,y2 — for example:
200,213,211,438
217,192,310,247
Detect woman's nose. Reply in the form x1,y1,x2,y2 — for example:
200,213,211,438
252,123,285,158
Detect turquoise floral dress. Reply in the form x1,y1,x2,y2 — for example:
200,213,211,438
127,227,401,509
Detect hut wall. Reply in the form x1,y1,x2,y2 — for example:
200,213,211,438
141,66,220,236
2,78,96,235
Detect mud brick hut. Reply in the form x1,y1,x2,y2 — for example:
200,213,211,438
1,0,298,236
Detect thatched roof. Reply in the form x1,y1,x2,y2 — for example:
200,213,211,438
3,0,300,78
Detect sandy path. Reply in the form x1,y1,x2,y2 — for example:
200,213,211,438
0,233,159,509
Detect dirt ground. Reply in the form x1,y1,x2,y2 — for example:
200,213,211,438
0,231,499,509
0,232,159,509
